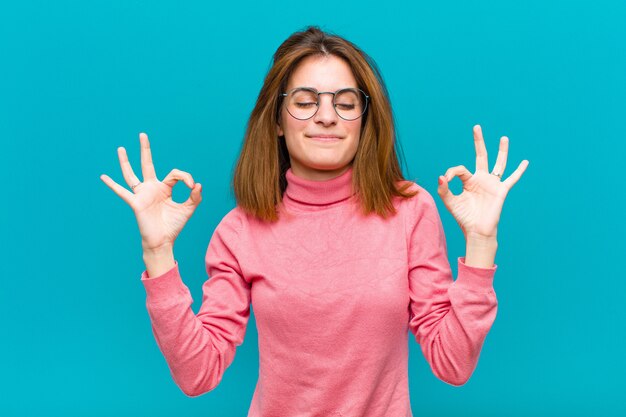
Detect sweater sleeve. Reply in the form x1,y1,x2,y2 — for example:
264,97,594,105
406,188,498,386
140,211,250,397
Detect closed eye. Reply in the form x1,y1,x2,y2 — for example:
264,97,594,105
295,102,317,108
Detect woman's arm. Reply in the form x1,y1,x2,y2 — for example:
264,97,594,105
141,211,250,397
407,190,498,386
408,124,527,384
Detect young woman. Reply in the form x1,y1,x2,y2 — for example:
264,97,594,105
101,26,528,416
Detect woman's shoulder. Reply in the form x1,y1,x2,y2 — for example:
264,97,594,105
216,205,272,233
395,179,437,207
208,206,261,252
393,179,441,222
216,206,250,230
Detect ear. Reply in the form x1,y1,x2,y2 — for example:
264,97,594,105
276,121,284,137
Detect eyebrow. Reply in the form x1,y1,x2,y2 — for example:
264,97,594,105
290,86,358,92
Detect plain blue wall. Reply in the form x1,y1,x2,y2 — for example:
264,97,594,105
1,0,624,415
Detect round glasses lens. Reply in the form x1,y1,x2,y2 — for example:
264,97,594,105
335,89,365,120
287,89,319,119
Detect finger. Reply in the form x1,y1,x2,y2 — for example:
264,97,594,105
140,133,158,181
473,125,489,172
437,175,455,208
491,136,509,176
162,169,195,189
100,174,134,206
444,165,473,185
117,147,141,189
502,160,529,189
183,183,203,208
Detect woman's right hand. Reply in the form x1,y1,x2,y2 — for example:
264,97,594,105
100,133,202,252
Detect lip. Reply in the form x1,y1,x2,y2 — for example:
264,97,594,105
306,134,343,142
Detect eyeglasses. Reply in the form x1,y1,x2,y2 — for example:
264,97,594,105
280,87,370,121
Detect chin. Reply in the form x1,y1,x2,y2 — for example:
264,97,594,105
307,161,350,171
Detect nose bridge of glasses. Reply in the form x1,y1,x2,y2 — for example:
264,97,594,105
317,91,337,105
312,91,337,118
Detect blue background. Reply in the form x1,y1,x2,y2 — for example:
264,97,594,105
1,0,624,415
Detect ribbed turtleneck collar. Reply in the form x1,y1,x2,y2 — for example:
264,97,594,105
284,166,355,207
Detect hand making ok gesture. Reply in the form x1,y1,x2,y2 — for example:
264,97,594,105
100,133,203,251
437,125,529,240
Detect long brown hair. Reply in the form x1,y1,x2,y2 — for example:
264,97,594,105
233,26,417,222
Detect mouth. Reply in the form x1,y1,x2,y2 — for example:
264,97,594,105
306,134,343,142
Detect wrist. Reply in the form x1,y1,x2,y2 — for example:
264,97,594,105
142,244,175,278
142,241,174,256
465,234,498,268
465,231,498,246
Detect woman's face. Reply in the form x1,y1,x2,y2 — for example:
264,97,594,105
277,54,362,181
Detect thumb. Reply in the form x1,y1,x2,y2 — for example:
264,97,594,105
437,175,454,207
184,183,202,207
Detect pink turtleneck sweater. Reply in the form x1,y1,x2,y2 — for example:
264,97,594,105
140,167,498,417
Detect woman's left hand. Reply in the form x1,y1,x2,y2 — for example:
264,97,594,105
437,125,529,240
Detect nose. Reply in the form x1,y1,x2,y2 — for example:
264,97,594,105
313,93,338,126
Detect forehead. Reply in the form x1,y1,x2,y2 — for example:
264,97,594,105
287,55,357,91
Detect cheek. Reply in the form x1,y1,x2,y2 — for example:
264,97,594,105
348,122,362,156
281,115,308,138
348,120,363,141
